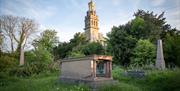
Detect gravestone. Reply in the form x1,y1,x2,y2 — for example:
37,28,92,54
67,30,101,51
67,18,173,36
156,39,166,70
126,71,145,78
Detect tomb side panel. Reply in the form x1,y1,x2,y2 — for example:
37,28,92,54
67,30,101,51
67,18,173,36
61,60,92,79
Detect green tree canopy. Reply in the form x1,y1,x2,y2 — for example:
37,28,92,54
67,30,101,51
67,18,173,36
54,32,87,59
130,39,156,67
107,26,137,65
33,29,59,52
82,42,104,55
107,9,180,67
132,9,167,42
31,29,59,63
70,32,87,47
163,29,180,67
131,17,145,39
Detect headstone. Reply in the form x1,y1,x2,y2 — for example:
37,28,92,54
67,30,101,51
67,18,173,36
156,39,166,70
125,71,145,78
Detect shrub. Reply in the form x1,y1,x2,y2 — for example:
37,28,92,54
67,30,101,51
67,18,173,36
9,62,47,77
130,39,156,67
48,61,61,72
0,55,18,72
24,51,36,63
33,47,52,64
112,65,124,79
145,70,180,91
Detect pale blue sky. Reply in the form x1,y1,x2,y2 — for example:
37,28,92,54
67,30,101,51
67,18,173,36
0,0,180,42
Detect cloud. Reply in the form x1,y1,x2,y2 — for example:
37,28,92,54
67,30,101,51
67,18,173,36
133,0,141,10
1,0,179,43
99,11,134,37
165,7,180,29
112,0,122,6
151,0,165,6
1,0,57,22
40,24,82,42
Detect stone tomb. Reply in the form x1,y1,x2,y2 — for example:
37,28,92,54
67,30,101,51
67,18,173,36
60,55,117,89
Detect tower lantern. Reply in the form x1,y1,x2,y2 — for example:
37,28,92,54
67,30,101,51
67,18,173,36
88,0,95,11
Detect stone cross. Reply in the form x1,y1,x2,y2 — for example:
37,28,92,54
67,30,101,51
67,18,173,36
156,39,166,70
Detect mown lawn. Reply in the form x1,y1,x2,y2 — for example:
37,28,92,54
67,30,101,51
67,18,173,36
0,68,180,91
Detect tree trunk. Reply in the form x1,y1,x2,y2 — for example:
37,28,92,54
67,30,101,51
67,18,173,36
19,45,24,66
10,37,14,52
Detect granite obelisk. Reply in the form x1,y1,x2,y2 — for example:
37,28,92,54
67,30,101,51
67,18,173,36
156,39,165,70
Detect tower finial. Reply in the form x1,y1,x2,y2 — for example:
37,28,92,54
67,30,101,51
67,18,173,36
88,0,95,11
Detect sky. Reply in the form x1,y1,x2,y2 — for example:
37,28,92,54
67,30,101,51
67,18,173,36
0,0,180,42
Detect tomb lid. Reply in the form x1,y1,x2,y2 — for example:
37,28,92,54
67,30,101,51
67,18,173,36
61,55,112,62
93,55,112,61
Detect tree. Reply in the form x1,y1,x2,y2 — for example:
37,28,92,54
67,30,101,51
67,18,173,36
133,10,167,42
33,29,59,62
54,32,87,59
0,15,18,52
24,30,58,73
0,15,38,66
16,17,38,66
107,26,137,66
82,42,104,55
0,31,3,51
33,29,58,52
131,17,145,39
54,42,71,59
68,47,85,58
130,39,156,67
69,32,87,46
163,29,180,67
107,9,179,67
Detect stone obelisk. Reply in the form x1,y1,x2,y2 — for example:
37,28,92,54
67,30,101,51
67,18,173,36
156,39,165,70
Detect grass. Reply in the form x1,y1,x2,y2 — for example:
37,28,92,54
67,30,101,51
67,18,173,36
0,68,180,91
0,72,90,91
98,82,143,91
111,66,180,91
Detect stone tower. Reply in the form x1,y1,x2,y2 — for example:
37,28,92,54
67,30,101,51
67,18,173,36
84,0,99,42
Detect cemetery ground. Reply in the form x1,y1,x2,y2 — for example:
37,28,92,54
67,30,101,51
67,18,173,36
0,67,180,91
